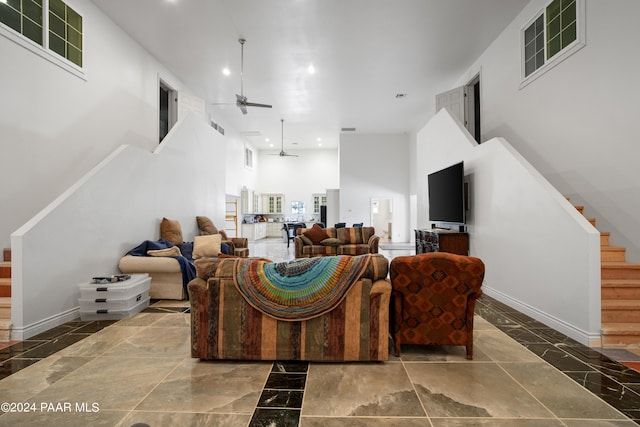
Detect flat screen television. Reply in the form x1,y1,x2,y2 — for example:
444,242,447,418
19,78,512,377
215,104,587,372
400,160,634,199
428,161,465,224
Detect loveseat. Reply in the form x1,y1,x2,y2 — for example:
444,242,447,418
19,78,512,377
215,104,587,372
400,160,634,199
293,225,380,258
188,254,391,361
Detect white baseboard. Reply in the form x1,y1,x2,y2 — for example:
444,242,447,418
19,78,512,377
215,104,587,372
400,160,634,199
482,287,601,347
11,306,80,341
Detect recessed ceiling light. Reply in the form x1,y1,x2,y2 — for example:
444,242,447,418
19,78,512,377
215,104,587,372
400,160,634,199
222,67,231,76
265,138,270,142
316,137,322,142
269,144,274,148
318,143,323,147
307,64,316,74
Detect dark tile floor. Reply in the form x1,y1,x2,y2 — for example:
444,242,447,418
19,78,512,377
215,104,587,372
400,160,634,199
476,296,640,423
1,296,640,425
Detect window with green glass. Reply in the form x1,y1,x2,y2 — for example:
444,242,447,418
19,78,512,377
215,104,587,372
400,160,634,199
546,0,577,59
524,15,545,77
522,0,583,82
48,0,82,67
0,0,44,46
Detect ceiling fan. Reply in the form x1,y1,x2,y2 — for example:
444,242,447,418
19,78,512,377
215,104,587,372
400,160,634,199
270,119,298,157
233,38,272,115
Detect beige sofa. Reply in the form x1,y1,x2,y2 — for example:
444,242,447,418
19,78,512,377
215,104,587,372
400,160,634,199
118,255,185,300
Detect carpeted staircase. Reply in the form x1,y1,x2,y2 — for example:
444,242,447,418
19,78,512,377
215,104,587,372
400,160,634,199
573,205,640,348
0,248,11,341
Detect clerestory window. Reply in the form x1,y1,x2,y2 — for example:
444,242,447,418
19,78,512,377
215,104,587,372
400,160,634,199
521,0,584,87
0,0,83,71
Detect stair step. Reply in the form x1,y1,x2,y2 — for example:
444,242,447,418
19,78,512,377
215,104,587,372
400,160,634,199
0,278,10,298
602,262,640,280
602,299,640,322
587,217,597,227
574,205,585,214
601,323,640,347
0,297,10,320
602,279,640,299
0,261,10,279
601,246,626,262
601,232,610,246
2,248,9,262
0,319,11,341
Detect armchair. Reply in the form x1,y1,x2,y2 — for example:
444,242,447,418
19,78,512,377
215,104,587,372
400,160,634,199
390,252,485,359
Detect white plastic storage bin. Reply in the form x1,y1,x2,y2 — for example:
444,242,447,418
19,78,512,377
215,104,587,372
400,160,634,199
79,274,151,300
79,297,150,321
79,289,150,311
78,274,151,321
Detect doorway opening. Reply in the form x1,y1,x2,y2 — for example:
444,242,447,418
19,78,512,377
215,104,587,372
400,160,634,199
371,198,393,242
159,80,177,143
464,74,481,143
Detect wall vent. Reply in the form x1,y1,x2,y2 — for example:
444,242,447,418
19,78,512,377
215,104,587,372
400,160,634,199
210,121,225,135
341,127,356,132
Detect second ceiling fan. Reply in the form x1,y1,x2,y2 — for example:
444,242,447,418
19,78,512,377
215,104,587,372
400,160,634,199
270,119,298,157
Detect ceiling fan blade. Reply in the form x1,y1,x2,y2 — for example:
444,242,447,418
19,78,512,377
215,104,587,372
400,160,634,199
243,101,272,109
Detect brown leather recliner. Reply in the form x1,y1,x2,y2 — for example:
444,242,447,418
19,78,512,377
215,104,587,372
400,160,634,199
390,252,485,359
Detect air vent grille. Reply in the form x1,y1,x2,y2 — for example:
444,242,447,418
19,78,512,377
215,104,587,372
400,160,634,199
341,127,356,132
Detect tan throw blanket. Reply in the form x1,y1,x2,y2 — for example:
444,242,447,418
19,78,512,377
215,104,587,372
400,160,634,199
233,255,371,321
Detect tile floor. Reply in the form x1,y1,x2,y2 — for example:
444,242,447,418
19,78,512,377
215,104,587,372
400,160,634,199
0,238,639,426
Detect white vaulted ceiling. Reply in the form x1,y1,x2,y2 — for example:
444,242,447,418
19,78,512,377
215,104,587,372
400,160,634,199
91,0,529,150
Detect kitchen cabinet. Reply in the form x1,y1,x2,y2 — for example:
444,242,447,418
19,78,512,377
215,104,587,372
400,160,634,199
263,194,284,214
241,188,261,214
241,223,267,241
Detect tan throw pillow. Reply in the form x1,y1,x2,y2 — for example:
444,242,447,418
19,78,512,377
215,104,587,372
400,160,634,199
196,216,218,235
160,217,183,246
193,234,222,259
300,234,313,246
147,246,182,257
303,224,330,245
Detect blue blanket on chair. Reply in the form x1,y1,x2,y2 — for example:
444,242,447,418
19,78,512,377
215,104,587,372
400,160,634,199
127,239,196,299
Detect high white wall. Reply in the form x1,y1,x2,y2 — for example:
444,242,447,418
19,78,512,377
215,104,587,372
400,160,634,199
453,0,640,261
0,0,195,249
417,109,601,345
256,149,339,220
340,133,410,242
12,114,225,339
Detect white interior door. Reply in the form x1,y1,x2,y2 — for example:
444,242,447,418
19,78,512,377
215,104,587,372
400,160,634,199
435,86,465,124
371,198,393,242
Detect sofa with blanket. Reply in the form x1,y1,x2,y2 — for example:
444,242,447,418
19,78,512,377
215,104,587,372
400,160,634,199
119,217,248,300
293,224,380,258
188,254,391,361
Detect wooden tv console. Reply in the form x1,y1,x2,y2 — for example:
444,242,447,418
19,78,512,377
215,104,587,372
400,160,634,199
415,229,469,256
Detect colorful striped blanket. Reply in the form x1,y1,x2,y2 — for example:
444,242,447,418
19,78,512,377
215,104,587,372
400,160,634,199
233,255,371,321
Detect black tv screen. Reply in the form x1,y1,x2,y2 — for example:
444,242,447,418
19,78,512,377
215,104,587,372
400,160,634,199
428,161,465,224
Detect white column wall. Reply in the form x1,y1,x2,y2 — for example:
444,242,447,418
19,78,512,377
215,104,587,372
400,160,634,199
340,133,410,242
